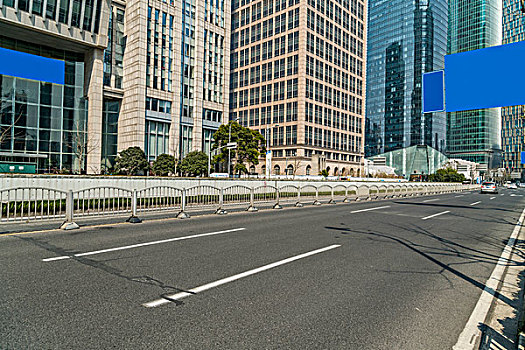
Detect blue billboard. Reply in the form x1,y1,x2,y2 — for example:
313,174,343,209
444,40,525,112
422,70,445,113
0,47,64,85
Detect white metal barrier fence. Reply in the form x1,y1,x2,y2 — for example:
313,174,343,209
0,183,478,228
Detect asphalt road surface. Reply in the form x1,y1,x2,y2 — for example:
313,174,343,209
1,187,524,349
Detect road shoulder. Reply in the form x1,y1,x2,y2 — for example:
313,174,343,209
478,212,525,349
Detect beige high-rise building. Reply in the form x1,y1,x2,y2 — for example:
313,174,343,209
0,0,365,176
103,0,231,172
0,0,230,174
230,0,367,176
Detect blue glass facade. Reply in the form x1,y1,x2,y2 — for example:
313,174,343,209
0,36,87,173
365,0,448,157
447,0,502,167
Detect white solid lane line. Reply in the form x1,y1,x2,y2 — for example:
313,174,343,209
350,206,390,214
455,195,464,198
421,211,450,220
470,201,481,206
143,244,342,308
454,207,525,349
42,228,246,262
423,198,440,202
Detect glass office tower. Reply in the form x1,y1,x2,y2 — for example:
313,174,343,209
0,38,88,173
447,0,502,167
365,0,448,157
502,0,525,177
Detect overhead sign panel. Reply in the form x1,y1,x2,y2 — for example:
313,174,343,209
422,70,445,113
0,47,65,85
445,40,525,112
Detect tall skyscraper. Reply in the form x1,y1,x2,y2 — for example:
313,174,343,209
229,0,368,176
0,0,231,174
447,0,502,167
112,0,231,171
365,0,448,158
502,0,525,176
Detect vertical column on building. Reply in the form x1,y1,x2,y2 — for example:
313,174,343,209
119,0,148,153
222,0,232,125
84,0,110,174
85,48,105,174
297,1,308,162
359,0,368,175
191,0,205,153
170,0,183,159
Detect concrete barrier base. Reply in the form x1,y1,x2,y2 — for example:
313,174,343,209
60,221,79,230
126,216,142,224
177,211,190,219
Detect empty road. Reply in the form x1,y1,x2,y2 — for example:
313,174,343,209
1,188,524,349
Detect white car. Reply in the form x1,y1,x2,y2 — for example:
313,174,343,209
508,183,518,189
480,182,498,194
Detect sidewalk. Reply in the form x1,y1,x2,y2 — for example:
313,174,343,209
479,233,525,349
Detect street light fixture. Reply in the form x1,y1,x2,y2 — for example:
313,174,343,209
228,117,240,177
266,124,279,178
208,142,237,177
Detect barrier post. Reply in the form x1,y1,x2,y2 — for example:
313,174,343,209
177,189,190,219
215,188,227,215
247,187,258,212
60,190,79,230
126,190,142,223
273,188,283,209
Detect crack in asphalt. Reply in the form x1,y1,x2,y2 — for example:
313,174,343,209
17,235,191,305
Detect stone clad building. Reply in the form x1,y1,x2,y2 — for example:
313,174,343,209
229,0,367,176
0,0,366,176
103,0,231,172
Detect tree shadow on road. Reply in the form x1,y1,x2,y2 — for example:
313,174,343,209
325,224,524,308
17,235,192,306
393,200,516,213
478,266,525,349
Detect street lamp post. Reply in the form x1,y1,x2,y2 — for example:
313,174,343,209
228,117,240,177
210,143,237,177
266,124,278,178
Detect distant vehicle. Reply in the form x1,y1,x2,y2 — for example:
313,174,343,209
210,173,229,178
462,180,471,184
508,183,518,189
480,182,498,194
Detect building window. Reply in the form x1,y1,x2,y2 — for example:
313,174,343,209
101,99,119,172
181,125,193,158
145,120,170,161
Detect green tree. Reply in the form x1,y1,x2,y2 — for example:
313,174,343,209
320,169,329,177
178,151,208,177
212,121,266,175
113,147,150,176
152,154,176,176
429,168,466,183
